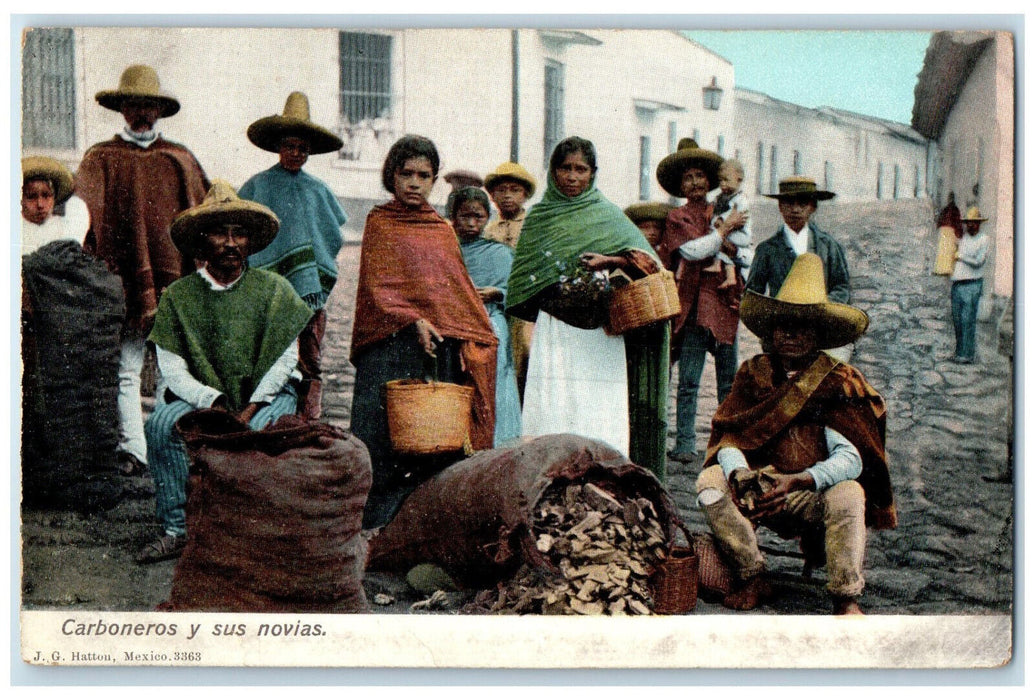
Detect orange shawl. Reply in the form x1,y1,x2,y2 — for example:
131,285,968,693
351,199,498,449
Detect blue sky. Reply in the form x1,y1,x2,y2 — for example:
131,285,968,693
685,30,933,125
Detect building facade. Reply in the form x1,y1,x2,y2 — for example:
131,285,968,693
912,30,1015,303
21,26,736,226
731,87,930,203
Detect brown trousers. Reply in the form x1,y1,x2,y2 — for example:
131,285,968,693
696,464,867,598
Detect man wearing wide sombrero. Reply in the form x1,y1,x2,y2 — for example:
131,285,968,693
695,254,895,615
655,138,750,463
949,205,990,364
746,175,850,305
76,64,210,478
138,181,311,563
238,91,348,419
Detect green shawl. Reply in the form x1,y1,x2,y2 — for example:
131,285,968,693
149,268,312,411
506,174,657,322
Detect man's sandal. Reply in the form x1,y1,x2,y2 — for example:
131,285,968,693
135,533,186,564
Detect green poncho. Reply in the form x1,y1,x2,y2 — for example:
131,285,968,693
149,268,312,411
505,174,669,481
506,174,657,322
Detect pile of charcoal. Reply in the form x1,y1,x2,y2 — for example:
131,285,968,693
487,482,668,615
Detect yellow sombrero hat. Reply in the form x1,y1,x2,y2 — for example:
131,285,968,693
247,91,344,155
170,180,280,258
655,138,724,197
740,253,869,350
960,206,988,222
95,64,180,118
22,156,74,204
484,162,537,197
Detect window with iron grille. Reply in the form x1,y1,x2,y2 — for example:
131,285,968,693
792,150,802,175
543,60,565,169
769,145,778,192
338,31,392,161
22,28,76,150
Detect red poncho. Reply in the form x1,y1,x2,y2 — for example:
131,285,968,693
658,200,742,346
351,200,498,450
705,353,897,530
77,136,209,332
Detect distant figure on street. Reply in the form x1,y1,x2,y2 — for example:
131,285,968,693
76,64,210,478
138,182,312,563
949,206,990,365
697,253,896,615
239,91,348,420
937,191,963,240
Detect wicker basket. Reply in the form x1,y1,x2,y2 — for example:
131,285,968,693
651,522,699,614
608,270,680,334
385,379,474,455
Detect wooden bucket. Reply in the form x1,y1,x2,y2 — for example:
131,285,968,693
386,379,473,455
608,270,680,335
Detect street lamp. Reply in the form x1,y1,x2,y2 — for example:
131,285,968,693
702,76,723,111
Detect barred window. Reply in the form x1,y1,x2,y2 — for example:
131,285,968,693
543,60,565,169
22,27,76,150
339,31,392,127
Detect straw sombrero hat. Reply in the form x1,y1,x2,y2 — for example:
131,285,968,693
960,206,988,222
740,253,869,350
170,180,279,258
247,91,344,155
22,156,74,204
624,201,674,224
484,162,537,197
764,176,836,201
95,64,180,117
655,138,724,197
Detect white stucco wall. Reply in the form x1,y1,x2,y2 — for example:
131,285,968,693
938,34,1014,299
733,89,928,204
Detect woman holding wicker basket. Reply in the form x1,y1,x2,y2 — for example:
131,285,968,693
506,136,669,480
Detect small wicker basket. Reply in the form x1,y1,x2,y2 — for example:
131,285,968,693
607,269,680,335
651,522,699,614
385,379,474,455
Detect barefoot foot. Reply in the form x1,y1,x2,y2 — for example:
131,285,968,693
722,576,771,610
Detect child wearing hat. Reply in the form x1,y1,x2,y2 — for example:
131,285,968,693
623,201,673,256
21,156,89,253
949,206,990,364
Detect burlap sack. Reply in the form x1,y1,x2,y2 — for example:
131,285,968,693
167,411,372,612
21,240,124,510
366,433,682,588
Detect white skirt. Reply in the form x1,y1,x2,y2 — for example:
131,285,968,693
521,311,629,455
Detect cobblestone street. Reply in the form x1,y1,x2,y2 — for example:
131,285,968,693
21,197,1014,616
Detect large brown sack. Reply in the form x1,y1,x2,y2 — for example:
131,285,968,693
166,410,372,612
366,433,682,588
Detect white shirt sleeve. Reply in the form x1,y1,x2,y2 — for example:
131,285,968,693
806,427,863,491
677,230,723,260
958,235,990,268
717,446,751,481
155,346,224,409
715,426,861,492
249,339,300,404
